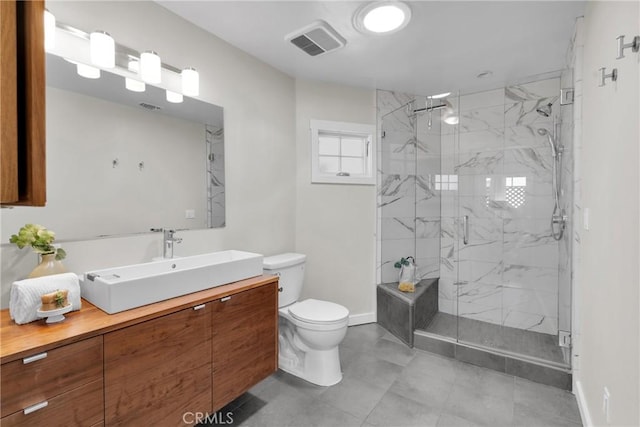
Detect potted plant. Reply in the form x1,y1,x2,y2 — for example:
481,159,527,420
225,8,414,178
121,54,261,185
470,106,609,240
394,256,416,293
9,224,67,278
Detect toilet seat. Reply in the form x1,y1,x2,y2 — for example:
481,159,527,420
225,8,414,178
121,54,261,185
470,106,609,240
287,299,349,325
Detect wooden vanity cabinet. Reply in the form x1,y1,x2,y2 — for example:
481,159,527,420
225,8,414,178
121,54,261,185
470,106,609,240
104,302,213,426
212,281,278,411
0,336,104,426
0,276,279,426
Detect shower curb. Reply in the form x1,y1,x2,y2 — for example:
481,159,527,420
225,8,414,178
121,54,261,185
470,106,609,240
413,330,572,390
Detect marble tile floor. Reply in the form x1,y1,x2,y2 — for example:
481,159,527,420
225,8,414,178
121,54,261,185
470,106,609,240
200,324,581,427
423,313,567,366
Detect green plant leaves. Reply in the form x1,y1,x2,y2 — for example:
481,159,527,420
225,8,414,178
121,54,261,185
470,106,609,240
9,224,66,260
393,257,412,268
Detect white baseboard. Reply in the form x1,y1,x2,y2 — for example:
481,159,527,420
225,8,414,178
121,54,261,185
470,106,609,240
348,312,376,326
575,380,592,427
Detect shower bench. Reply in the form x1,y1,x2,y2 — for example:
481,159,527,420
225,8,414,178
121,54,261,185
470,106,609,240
377,278,438,347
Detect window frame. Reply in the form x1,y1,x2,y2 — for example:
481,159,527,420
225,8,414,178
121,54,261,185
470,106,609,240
310,119,376,185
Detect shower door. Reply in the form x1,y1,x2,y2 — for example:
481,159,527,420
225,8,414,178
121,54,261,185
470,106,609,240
450,80,571,368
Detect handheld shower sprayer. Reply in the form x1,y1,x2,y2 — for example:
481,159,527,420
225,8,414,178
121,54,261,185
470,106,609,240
537,121,566,240
536,128,558,158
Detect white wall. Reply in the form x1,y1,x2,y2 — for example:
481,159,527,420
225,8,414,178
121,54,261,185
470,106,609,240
576,1,639,426
294,79,377,322
0,1,296,306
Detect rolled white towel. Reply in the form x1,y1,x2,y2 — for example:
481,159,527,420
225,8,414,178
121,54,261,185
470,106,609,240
10,272,81,325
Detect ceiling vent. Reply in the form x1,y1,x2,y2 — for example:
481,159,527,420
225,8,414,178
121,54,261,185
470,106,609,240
139,102,161,111
285,20,346,57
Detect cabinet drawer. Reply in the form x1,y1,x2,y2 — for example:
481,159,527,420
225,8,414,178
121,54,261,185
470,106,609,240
0,378,103,427
0,336,103,417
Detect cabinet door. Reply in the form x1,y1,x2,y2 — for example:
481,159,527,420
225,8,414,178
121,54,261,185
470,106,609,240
0,0,46,206
0,0,18,202
212,282,278,410
104,304,212,426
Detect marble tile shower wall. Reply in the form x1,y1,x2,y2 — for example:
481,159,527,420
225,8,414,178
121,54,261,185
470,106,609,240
207,125,226,228
440,78,562,335
377,91,442,285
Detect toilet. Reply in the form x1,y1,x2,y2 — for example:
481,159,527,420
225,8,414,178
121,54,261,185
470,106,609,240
263,253,349,387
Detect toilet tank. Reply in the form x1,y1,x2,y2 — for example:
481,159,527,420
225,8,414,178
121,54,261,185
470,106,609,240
263,253,306,308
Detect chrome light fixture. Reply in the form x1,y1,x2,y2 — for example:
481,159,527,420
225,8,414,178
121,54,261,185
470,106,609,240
181,68,199,97
44,9,56,51
354,1,412,35
51,21,200,98
125,60,145,92
140,51,161,84
90,31,115,68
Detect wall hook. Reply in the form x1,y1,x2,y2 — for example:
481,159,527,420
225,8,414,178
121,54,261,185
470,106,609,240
616,35,640,59
112,158,119,168
599,67,618,87
138,161,145,171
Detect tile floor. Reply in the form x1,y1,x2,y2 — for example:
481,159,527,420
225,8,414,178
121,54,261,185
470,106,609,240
203,324,582,427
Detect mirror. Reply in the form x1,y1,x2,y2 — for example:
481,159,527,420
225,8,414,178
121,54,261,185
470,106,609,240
1,54,225,242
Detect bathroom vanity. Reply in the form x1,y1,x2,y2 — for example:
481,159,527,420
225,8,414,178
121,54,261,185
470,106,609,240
0,275,278,426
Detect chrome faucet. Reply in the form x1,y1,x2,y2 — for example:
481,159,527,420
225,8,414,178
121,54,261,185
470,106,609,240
150,228,183,258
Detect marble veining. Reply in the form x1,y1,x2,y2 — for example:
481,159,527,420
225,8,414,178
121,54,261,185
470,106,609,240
456,151,504,175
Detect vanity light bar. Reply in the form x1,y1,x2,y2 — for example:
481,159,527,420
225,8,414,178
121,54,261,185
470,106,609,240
53,21,198,95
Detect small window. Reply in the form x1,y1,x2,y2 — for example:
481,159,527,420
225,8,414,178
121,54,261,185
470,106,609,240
310,120,376,185
435,174,458,191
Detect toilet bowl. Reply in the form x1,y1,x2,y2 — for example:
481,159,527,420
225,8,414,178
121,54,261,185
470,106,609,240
263,253,349,386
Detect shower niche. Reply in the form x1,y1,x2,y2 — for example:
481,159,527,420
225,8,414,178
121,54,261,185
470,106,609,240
377,75,574,389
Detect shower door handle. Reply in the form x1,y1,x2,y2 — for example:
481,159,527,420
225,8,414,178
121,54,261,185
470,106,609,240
463,215,469,245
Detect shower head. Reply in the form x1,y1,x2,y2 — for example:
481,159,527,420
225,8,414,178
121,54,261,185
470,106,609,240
536,102,553,117
537,128,558,158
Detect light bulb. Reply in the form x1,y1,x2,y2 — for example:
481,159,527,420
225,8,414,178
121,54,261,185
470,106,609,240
90,31,115,68
166,90,183,103
443,108,459,125
181,68,199,97
126,78,145,92
125,60,145,92
44,9,55,51
76,63,100,79
140,51,161,84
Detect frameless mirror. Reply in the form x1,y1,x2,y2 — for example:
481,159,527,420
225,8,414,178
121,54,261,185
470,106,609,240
1,54,225,242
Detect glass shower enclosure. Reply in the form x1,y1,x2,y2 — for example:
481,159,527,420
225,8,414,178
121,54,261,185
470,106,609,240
378,74,573,370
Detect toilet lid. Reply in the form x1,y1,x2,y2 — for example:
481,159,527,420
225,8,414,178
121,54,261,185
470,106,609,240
288,299,349,324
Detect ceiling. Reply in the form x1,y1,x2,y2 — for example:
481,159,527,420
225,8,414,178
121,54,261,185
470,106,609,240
158,1,585,96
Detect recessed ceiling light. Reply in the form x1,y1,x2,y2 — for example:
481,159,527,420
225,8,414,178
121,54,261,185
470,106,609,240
430,92,451,99
354,2,412,35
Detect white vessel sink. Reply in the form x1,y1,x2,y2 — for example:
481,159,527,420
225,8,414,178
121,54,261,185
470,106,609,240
80,250,264,314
